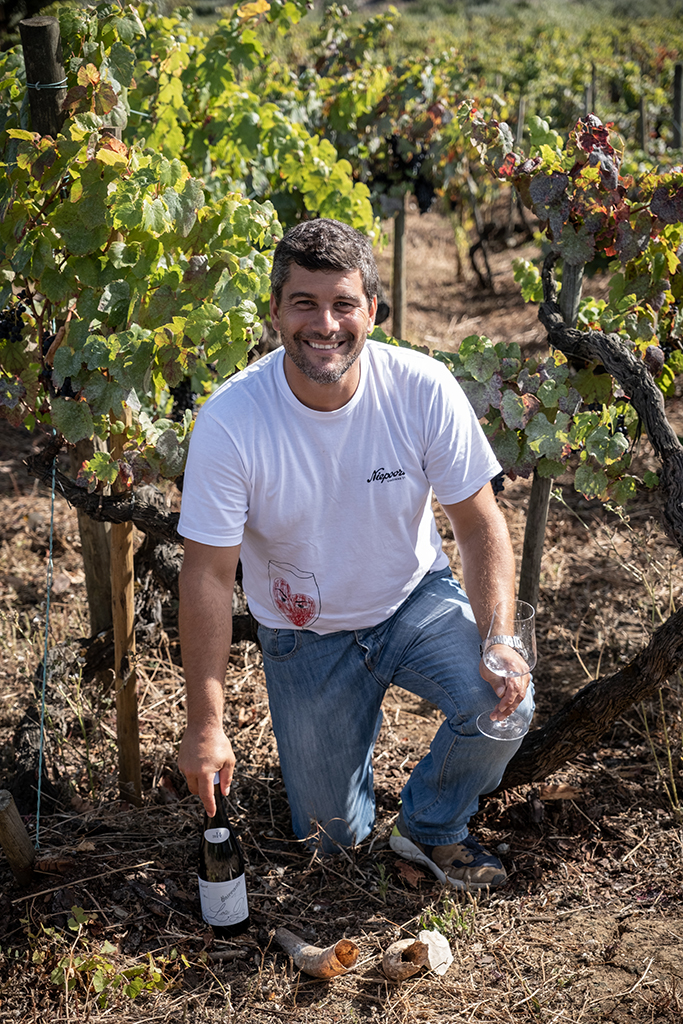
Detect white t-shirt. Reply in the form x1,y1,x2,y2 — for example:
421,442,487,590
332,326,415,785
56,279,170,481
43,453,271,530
178,340,501,633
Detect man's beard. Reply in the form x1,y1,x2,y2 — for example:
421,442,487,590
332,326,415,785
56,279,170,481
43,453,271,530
284,329,364,385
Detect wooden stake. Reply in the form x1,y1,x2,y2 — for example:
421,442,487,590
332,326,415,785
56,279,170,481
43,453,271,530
110,411,142,805
392,193,407,341
673,63,682,150
0,790,35,887
70,438,113,637
518,263,584,609
507,96,526,240
19,16,67,138
274,927,359,978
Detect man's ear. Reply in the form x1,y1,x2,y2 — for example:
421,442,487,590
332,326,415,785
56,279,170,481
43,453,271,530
368,293,378,329
269,292,280,332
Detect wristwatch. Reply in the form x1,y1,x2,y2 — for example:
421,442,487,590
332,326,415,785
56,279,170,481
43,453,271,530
479,635,527,657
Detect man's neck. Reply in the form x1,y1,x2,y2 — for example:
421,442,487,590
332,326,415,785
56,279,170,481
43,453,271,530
282,353,362,411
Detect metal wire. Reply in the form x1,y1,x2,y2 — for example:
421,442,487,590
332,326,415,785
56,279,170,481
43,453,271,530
35,442,56,850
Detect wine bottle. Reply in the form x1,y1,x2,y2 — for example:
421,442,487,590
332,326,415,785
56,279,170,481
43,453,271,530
198,773,250,937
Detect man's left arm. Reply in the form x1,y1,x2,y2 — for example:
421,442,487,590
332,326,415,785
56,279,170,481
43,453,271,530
441,484,530,721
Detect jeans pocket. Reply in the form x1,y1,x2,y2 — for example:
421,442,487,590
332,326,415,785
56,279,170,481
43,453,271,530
257,625,301,661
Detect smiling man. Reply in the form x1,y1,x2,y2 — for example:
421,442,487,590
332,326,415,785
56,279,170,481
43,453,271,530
177,219,533,890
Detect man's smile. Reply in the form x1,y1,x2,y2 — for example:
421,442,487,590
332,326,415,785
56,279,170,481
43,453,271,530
305,339,345,350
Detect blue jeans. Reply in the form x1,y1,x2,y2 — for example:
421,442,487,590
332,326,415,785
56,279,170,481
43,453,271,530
257,569,534,853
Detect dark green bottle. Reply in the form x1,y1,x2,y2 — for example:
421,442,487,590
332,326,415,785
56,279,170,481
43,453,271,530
197,774,250,937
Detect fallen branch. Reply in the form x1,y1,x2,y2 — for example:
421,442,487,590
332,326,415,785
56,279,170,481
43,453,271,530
25,439,181,543
382,938,429,981
499,605,683,789
274,927,359,979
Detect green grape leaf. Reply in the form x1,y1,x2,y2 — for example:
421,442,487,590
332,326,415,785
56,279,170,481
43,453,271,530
573,366,614,405
585,425,629,465
109,42,137,88
489,428,521,472
500,390,540,430
525,411,570,460
537,457,565,478
558,386,582,415
609,475,638,506
153,428,189,477
0,373,25,409
575,462,608,500
458,336,500,381
83,450,120,485
51,396,94,442
459,375,503,419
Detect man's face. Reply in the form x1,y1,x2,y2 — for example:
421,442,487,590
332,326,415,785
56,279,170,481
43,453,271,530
269,265,377,388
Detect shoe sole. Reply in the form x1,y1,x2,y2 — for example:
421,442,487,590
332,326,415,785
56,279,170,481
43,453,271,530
389,830,506,891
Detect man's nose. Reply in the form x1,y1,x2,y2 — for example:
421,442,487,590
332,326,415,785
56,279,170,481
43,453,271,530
310,306,340,334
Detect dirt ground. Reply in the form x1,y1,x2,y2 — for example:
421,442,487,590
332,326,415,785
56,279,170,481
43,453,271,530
1,207,683,1023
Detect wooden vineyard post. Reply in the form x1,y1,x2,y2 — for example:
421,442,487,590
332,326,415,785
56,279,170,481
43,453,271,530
673,63,682,150
638,96,647,152
392,193,407,341
70,439,113,636
110,411,142,805
0,790,35,886
19,16,67,138
507,96,526,241
518,263,585,610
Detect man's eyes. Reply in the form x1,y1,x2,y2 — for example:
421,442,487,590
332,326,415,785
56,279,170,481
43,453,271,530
292,300,358,311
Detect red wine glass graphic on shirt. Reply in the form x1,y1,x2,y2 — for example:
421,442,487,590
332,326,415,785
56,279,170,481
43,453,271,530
269,561,321,628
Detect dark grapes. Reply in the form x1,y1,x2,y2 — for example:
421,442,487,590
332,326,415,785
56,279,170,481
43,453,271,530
170,377,197,421
0,300,25,344
615,414,629,438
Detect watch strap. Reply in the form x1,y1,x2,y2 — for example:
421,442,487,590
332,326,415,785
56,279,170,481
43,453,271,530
479,634,527,657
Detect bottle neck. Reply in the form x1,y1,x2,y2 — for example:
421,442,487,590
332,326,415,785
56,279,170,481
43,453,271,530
206,782,229,828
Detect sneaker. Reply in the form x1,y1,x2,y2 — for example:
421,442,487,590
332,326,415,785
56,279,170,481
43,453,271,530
389,809,507,890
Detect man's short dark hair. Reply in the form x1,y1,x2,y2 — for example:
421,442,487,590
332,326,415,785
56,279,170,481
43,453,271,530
271,219,380,307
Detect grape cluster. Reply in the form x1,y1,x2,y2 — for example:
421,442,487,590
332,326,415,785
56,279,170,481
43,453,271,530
388,136,437,214
614,414,629,438
0,297,26,344
170,377,197,421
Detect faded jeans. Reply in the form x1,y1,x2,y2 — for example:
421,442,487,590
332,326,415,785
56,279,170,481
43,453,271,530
257,568,534,853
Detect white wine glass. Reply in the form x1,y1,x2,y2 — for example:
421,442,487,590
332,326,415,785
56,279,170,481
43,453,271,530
477,599,536,741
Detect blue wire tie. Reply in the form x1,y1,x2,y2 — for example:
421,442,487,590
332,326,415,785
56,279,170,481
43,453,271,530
35,442,57,851
27,79,68,91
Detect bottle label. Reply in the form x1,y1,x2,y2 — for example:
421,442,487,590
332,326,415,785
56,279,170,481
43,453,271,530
199,873,249,927
204,827,230,843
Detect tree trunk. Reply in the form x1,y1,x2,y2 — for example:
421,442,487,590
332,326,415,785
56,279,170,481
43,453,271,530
500,606,683,789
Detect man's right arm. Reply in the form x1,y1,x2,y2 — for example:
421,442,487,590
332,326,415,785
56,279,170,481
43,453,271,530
178,538,242,816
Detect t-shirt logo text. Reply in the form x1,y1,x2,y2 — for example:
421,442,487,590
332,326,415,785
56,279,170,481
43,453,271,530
367,467,406,483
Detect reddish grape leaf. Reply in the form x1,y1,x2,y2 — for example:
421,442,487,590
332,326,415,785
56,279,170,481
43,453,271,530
35,854,77,875
559,223,595,266
538,783,583,800
651,184,683,224
396,860,426,887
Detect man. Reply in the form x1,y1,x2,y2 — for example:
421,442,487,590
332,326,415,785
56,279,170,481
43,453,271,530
177,218,532,890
